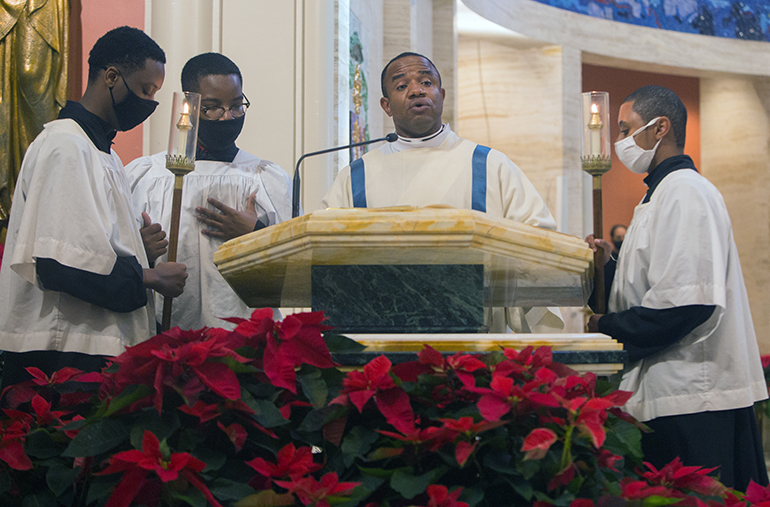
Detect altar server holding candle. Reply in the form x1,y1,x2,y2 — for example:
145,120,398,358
126,53,292,331
0,27,187,385
587,85,767,490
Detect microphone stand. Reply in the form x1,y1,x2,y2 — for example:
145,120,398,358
292,133,398,218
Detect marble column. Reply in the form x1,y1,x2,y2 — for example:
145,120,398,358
145,0,219,156
701,76,770,351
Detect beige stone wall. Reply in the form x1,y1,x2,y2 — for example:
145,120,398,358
701,77,770,353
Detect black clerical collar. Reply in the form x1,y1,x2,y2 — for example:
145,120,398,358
642,155,697,203
196,143,239,163
57,101,116,154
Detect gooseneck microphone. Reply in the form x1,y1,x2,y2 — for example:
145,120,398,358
292,133,399,218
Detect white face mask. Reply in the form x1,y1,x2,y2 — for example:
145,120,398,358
614,116,662,174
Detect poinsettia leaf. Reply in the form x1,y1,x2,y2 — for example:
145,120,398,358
375,388,415,435
103,384,153,417
501,474,534,501
21,491,57,507
0,440,33,470
367,446,405,461
233,490,296,507
476,394,511,422
638,496,685,507
298,405,347,433
195,362,242,400
25,429,65,459
390,466,447,499
603,419,643,460
209,478,256,502
210,356,258,374
297,366,328,408
357,465,409,479
170,487,207,507
341,426,380,467
455,440,477,467
129,410,181,451
61,418,130,457
249,399,289,428
324,333,366,353
46,463,81,496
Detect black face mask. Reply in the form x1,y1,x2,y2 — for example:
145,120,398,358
109,75,158,131
613,240,623,252
197,115,245,151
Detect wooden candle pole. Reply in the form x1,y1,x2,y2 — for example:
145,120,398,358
161,96,196,331
582,99,611,315
591,175,606,314
161,175,184,330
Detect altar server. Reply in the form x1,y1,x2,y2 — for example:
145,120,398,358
126,53,292,330
0,27,187,382
323,52,561,333
587,85,767,490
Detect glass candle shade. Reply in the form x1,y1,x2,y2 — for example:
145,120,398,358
581,91,610,159
165,91,201,173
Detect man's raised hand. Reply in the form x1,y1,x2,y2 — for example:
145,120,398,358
195,193,259,242
140,212,168,264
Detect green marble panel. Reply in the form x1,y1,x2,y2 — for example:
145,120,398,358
311,265,485,333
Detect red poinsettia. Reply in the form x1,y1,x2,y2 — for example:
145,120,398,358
246,443,322,482
331,355,415,434
521,427,558,460
744,480,770,505
639,457,725,497
420,485,469,507
275,471,360,507
0,412,33,471
112,327,248,413
229,309,336,393
96,430,222,507
30,394,69,427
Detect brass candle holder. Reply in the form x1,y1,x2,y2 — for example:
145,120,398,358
161,91,201,330
581,91,611,314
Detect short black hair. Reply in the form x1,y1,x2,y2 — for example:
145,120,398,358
87,26,165,82
380,52,441,98
623,85,687,149
610,224,627,238
181,53,243,93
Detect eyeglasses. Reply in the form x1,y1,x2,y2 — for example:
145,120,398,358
200,94,251,120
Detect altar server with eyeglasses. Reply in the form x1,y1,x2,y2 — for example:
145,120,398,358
126,53,292,331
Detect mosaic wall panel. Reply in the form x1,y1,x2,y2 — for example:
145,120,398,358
532,0,768,41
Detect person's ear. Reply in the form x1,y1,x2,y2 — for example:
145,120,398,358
655,117,672,141
103,66,120,89
440,88,445,101
380,96,392,117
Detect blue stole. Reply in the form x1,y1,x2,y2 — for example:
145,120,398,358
350,144,490,212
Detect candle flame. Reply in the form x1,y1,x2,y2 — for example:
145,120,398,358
591,103,599,114
183,102,189,114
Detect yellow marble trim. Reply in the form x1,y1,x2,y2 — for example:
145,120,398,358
348,332,621,353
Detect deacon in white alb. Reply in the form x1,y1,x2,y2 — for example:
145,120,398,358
127,53,292,331
323,52,561,333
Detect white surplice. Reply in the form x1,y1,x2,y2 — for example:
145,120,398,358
611,169,767,422
0,119,156,355
126,150,292,330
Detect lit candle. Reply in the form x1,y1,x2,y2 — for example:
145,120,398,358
176,101,192,157
588,103,603,156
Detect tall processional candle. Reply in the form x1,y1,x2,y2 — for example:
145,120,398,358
162,91,201,331
581,91,611,314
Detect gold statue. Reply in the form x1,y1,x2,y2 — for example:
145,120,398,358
0,0,69,221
